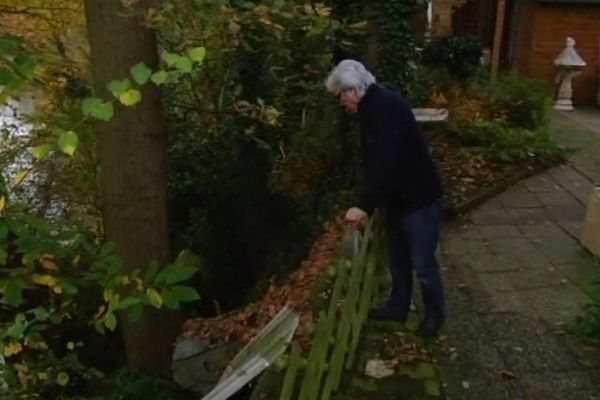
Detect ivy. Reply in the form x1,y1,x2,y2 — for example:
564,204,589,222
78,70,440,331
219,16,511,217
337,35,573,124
374,0,418,93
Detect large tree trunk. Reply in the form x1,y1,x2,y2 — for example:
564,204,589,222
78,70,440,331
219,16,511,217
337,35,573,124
84,0,183,377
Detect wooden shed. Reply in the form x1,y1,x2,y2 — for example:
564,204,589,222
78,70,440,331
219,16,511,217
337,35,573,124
455,0,600,105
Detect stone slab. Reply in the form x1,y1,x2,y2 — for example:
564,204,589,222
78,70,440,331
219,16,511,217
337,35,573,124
507,208,553,225
520,370,600,400
497,187,543,209
536,191,581,207
514,284,592,324
480,313,580,372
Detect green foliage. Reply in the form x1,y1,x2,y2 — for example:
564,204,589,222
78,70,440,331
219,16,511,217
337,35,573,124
422,35,482,80
150,0,353,311
374,0,418,92
492,72,554,130
57,131,79,156
449,119,566,165
0,35,38,97
575,257,600,337
0,205,202,397
81,97,114,121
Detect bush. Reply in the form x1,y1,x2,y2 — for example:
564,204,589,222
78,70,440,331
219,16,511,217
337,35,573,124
492,72,554,130
454,119,566,165
574,256,600,337
0,204,201,398
422,35,482,80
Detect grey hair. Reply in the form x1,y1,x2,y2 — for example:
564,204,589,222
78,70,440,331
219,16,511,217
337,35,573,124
325,59,376,98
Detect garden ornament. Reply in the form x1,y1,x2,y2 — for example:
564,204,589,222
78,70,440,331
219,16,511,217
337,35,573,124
554,37,586,111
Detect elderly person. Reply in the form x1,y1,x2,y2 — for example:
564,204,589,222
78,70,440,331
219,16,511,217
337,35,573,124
326,60,445,337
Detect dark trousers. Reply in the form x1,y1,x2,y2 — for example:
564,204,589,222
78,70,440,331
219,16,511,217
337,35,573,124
384,198,446,320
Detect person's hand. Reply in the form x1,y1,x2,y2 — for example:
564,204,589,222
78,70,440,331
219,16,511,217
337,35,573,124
344,207,368,228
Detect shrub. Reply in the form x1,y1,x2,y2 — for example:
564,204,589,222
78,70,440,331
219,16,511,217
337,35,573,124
574,256,600,337
422,35,482,80
0,205,201,398
492,72,554,130
455,119,566,165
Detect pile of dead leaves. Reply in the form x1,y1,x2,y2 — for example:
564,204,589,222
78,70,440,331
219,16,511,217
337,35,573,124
430,135,536,206
382,332,431,367
180,219,346,345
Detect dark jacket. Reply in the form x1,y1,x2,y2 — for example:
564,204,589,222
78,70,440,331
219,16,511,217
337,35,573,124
358,84,443,215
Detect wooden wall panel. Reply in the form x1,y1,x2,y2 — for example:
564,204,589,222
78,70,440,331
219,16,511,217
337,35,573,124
527,4,600,104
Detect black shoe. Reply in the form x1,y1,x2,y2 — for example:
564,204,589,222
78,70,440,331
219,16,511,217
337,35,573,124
416,317,444,337
368,306,407,322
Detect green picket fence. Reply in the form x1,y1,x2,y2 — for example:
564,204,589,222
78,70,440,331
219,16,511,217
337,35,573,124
279,216,386,400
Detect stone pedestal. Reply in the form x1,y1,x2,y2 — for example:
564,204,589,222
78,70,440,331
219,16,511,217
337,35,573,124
553,37,586,111
554,68,583,111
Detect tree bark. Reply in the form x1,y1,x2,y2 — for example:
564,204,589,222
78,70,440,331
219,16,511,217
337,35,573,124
83,0,183,377
365,1,381,71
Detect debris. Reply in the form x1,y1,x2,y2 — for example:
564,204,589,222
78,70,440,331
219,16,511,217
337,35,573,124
365,359,395,379
180,221,345,346
462,380,470,389
499,369,516,380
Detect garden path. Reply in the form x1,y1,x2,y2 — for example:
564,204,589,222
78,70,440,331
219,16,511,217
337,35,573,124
436,108,600,399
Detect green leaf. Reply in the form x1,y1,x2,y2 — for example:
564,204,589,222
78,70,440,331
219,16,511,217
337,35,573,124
186,47,206,63
6,314,28,338
0,68,22,91
104,312,117,331
82,97,101,115
50,313,63,325
0,36,22,56
146,288,162,308
175,249,202,267
0,249,8,265
14,54,36,78
155,264,197,285
56,372,69,387
82,97,114,121
171,285,200,302
30,307,50,321
0,220,7,239
4,280,24,307
60,281,78,295
31,144,53,160
161,289,180,310
57,131,79,156
144,260,159,283
130,62,152,85
424,379,441,397
150,70,169,86
161,51,179,66
128,303,144,324
108,78,132,97
113,297,141,311
82,97,114,120
103,255,123,275
119,89,141,106
174,56,192,73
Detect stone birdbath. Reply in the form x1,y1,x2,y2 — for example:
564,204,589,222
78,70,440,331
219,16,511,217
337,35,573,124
554,37,586,111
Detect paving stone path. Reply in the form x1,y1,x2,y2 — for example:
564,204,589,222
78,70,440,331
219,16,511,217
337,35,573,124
436,109,600,399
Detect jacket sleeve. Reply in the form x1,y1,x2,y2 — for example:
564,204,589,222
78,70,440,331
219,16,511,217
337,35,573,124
359,114,407,215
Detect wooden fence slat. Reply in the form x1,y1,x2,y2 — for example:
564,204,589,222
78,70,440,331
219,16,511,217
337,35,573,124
288,216,385,400
279,342,302,400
